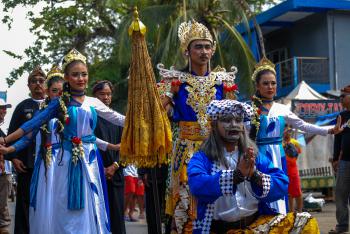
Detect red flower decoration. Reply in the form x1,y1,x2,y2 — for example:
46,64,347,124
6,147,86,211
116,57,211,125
58,91,63,96
72,136,82,144
65,116,70,125
257,109,262,115
223,83,228,91
44,143,52,148
223,83,238,92
160,79,165,83
171,80,181,87
231,84,238,91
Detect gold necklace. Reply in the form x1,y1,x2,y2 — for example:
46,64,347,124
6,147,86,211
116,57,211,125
185,73,217,136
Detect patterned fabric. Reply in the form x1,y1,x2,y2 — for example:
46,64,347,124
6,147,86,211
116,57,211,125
14,96,125,234
259,171,271,198
255,102,329,214
206,99,254,121
187,151,289,234
219,170,235,195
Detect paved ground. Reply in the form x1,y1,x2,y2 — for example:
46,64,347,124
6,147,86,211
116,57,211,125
6,200,345,234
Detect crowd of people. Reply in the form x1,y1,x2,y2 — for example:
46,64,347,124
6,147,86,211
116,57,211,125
0,18,348,234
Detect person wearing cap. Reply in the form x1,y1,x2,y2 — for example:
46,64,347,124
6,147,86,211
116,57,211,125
329,85,350,234
2,66,46,234
187,99,320,233
0,99,11,234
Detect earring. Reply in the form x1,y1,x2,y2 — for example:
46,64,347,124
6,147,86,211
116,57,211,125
208,59,211,73
188,57,192,73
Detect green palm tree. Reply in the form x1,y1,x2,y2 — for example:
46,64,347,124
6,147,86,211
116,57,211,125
113,0,258,97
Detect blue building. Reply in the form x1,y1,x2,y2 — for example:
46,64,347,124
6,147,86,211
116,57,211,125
238,0,350,97
0,91,6,101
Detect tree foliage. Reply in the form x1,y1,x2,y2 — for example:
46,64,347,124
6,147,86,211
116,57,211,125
1,0,279,110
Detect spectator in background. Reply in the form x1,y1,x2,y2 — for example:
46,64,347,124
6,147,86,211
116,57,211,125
0,99,12,234
283,127,303,212
2,66,46,234
329,85,350,234
124,164,144,222
93,80,126,234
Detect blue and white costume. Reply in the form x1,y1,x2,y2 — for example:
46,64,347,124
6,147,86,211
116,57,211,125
187,150,288,234
256,102,329,214
12,96,125,234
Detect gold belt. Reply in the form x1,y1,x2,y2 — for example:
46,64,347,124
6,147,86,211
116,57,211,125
179,121,209,141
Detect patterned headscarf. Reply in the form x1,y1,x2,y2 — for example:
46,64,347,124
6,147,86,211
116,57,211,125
206,99,254,121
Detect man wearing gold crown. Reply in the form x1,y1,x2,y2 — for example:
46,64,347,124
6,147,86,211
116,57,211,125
0,49,126,233
157,20,238,234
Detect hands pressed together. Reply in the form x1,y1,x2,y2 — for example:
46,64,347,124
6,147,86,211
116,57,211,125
237,146,256,178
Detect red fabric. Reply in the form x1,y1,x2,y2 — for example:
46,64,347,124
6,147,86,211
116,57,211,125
135,180,145,196
124,176,137,195
286,156,302,197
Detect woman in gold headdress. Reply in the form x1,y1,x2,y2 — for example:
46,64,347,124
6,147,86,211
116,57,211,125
0,49,125,234
157,20,239,234
249,57,342,214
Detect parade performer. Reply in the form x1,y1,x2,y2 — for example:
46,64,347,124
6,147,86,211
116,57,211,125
249,57,342,214
0,49,125,234
188,99,320,233
157,20,238,233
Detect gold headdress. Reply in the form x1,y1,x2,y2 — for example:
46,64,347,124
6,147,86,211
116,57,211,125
252,57,276,81
62,49,87,72
178,19,216,52
28,65,46,81
47,65,64,81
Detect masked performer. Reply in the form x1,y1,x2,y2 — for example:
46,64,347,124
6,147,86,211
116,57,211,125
0,49,125,234
157,20,238,233
188,99,320,233
249,57,342,214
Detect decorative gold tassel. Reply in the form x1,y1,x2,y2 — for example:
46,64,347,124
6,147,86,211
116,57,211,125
120,7,172,167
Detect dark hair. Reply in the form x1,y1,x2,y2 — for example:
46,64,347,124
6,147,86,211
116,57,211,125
46,76,65,89
249,69,276,140
39,81,70,175
92,80,114,95
254,69,276,85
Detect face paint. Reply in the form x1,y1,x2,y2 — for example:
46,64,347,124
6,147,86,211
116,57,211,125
217,115,244,143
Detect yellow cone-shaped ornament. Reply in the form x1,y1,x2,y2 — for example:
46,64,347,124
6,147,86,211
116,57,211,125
120,7,172,167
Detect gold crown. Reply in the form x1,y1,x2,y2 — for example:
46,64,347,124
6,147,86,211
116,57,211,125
28,65,46,80
251,57,276,81
62,49,87,71
178,19,216,52
47,65,64,81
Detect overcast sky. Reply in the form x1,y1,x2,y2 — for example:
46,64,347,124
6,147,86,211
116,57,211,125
0,2,279,132
0,4,45,131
